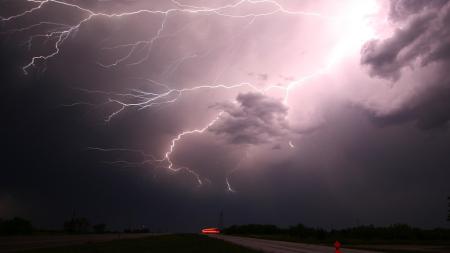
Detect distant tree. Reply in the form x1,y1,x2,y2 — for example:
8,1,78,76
93,223,106,234
288,223,316,238
224,224,281,235
64,217,90,234
0,217,34,235
225,223,450,242
316,228,327,240
123,226,149,234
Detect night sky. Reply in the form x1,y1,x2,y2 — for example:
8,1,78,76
1,0,450,232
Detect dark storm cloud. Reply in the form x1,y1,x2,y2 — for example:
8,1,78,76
369,77,450,130
361,0,450,129
263,103,450,228
361,0,450,80
361,1,450,80
1,0,450,233
360,13,433,80
209,92,289,144
388,0,448,21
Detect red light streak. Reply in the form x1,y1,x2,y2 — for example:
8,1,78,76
201,227,221,234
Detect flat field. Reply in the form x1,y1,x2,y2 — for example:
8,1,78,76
14,234,260,253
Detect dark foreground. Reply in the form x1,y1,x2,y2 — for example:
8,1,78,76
3,234,450,253
216,235,450,253
1,234,260,253
211,235,378,253
0,234,152,253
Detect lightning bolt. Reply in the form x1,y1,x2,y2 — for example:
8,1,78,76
225,150,250,193
288,141,295,148
2,0,335,74
2,0,378,189
163,112,225,185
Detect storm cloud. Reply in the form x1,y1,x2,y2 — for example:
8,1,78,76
0,0,449,232
361,1,450,80
361,0,450,129
210,92,289,144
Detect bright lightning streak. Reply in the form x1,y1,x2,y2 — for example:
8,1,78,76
226,178,236,193
103,83,250,122
2,0,336,74
84,113,224,185
288,141,295,148
162,112,224,184
2,0,379,189
225,150,249,193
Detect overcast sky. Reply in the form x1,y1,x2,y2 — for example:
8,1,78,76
1,0,450,232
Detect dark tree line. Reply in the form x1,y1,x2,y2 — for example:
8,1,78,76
0,215,158,236
0,217,34,235
63,217,91,234
224,224,450,241
0,216,110,235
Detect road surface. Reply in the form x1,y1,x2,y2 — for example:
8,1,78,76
210,235,379,253
0,233,154,253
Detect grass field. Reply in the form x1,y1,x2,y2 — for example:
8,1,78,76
17,234,260,253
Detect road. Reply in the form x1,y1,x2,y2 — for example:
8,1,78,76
210,235,379,253
0,233,154,253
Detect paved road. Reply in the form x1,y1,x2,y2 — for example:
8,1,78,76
347,244,450,253
0,233,154,253
210,235,379,253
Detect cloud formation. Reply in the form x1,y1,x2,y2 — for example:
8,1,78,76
360,0,450,129
1,0,450,231
210,92,290,144
361,1,450,80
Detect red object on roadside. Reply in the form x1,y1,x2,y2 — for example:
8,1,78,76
335,241,341,253
201,227,221,234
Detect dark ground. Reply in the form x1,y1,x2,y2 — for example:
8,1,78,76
238,235,450,253
14,234,261,253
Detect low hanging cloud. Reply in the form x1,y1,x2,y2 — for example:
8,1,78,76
209,92,290,145
388,0,447,21
360,0,450,129
361,0,450,80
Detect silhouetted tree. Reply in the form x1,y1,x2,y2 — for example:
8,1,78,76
93,223,106,234
224,223,450,241
0,217,33,235
64,217,90,234
224,224,281,235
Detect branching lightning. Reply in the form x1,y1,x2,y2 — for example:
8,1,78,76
1,0,378,190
